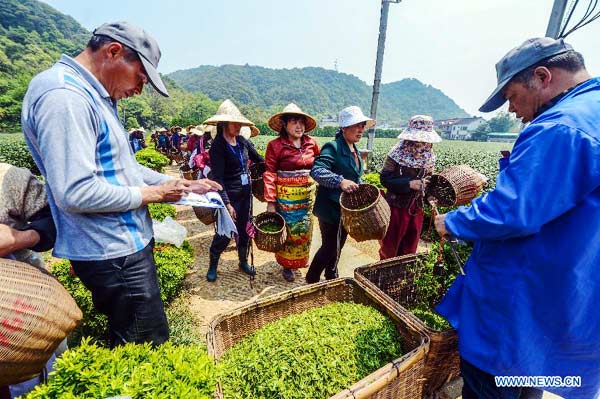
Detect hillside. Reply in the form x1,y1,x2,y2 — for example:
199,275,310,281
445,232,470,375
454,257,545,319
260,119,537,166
0,0,89,129
168,65,470,123
0,0,468,132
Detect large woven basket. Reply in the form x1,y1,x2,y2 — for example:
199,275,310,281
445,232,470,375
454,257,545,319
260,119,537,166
354,254,459,395
250,162,266,202
252,211,286,253
193,206,216,225
340,184,391,242
0,259,82,385
207,278,429,399
427,165,486,207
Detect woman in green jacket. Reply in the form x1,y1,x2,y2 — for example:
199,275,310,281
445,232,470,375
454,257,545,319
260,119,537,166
306,106,375,283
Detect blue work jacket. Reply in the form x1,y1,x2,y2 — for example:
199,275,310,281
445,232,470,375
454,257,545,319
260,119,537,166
438,78,600,399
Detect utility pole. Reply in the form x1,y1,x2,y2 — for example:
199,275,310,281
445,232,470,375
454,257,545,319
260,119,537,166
367,0,401,152
546,0,569,38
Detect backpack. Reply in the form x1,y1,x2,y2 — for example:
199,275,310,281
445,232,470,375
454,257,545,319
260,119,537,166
193,136,211,170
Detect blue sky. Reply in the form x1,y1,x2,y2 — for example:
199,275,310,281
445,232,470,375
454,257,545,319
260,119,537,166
42,0,600,116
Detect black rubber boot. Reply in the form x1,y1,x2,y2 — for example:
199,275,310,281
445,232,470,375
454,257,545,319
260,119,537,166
239,261,256,277
238,243,255,277
206,253,219,282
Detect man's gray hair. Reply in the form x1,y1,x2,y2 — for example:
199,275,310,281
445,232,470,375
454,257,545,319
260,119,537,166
512,50,586,86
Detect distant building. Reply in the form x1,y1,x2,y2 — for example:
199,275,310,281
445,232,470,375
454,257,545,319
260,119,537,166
320,115,337,127
445,117,486,140
435,118,462,137
487,132,519,143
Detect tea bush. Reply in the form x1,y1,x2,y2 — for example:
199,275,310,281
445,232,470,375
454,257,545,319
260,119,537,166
148,202,177,222
135,148,170,172
24,339,216,399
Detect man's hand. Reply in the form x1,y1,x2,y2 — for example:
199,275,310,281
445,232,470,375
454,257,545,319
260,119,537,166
0,224,40,257
340,179,359,193
267,202,277,213
434,214,450,238
141,179,191,205
226,203,237,221
189,178,222,194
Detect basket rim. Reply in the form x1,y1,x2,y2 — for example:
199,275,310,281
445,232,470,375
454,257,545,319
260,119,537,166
206,277,430,398
253,211,286,235
354,254,457,336
207,277,429,358
339,183,381,214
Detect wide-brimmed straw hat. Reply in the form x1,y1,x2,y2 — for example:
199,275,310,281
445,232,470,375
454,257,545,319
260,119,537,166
268,103,317,133
397,115,442,143
128,127,145,133
339,106,376,129
190,124,214,139
203,99,259,137
170,126,182,133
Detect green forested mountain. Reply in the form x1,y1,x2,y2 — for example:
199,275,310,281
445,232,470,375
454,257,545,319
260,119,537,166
0,0,223,131
168,65,470,124
0,0,468,132
0,0,89,129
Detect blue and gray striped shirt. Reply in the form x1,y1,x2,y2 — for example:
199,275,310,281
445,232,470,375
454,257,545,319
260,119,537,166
21,55,171,261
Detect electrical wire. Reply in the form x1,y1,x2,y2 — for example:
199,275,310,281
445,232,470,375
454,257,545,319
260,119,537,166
559,0,600,38
558,0,579,37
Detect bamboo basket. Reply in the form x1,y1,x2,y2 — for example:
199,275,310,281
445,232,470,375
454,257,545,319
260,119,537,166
340,184,391,242
354,254,459,395
179,164,199,181
207,278,429,399
193,206,216,225
250,162,266,202
0,259,82,385
427,165,486,207
252,211,286,253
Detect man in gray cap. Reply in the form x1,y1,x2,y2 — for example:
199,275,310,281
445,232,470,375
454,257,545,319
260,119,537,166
435,38,600,398
21,21,221,347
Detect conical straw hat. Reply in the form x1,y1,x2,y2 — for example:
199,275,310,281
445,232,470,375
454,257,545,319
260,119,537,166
203,99,257,129
268,103,317,133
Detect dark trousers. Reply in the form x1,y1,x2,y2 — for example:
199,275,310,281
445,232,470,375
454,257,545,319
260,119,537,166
71,239,169,347
306,218,347,283
461,358,544,399
379,206,423,260
210,191,251,262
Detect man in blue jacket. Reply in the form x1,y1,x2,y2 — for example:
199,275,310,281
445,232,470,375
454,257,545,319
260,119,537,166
435,38,600,399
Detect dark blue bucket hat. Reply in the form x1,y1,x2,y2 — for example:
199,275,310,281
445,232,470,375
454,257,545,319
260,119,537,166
479,37,573,112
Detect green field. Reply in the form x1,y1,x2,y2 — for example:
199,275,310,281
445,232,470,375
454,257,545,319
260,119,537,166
251,135,512,188
0,133,512,188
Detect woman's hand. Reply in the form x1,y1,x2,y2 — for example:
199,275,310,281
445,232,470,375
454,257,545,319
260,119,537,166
226,204,237,221
409,177,430,191
339,179,359,193
190,178,222,194
267,202,277,213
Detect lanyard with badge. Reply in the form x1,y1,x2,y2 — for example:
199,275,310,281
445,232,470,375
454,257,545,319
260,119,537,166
227,139,249,185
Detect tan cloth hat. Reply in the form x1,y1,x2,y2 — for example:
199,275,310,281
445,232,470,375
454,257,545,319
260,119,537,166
203,99,258,136
268,103,317,134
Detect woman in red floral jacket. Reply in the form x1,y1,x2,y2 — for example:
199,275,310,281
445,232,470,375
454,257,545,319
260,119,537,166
264,104,320,282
